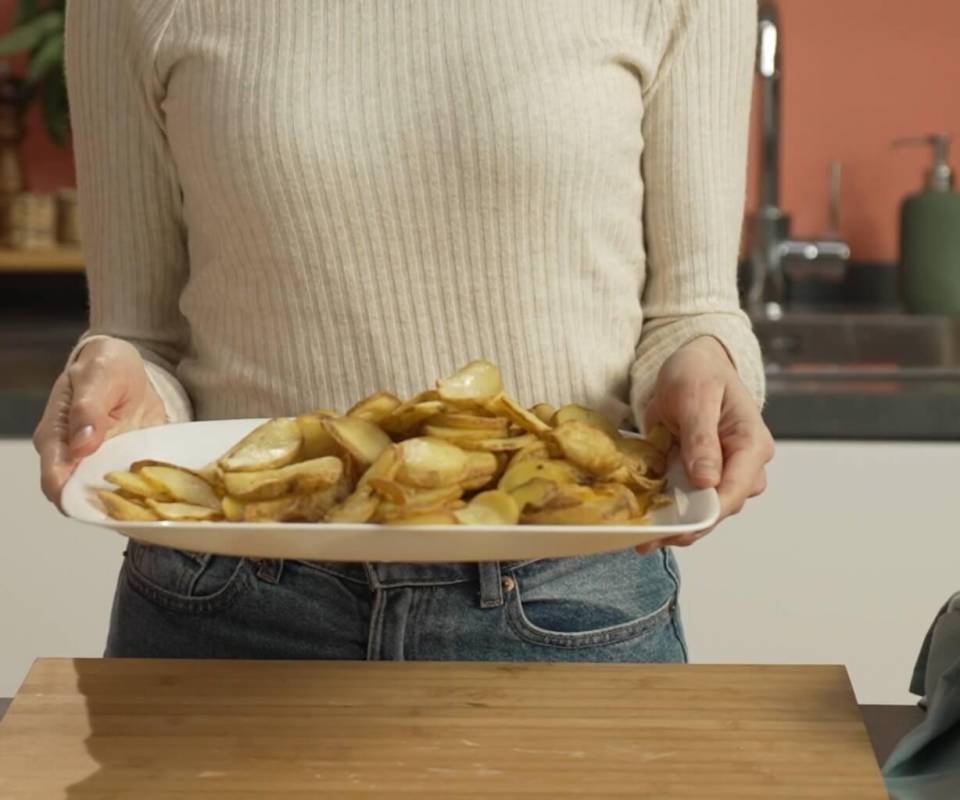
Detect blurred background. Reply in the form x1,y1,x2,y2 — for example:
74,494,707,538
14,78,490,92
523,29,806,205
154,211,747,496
1,0,959,709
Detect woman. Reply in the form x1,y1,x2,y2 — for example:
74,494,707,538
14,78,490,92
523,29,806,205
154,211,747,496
36,0,773,662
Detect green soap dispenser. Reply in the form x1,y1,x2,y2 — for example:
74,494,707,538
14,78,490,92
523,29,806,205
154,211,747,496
895,134,960,315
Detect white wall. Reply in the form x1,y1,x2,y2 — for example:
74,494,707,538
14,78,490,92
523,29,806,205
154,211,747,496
676,441,960,705
2,438,957,703
0,440,123,697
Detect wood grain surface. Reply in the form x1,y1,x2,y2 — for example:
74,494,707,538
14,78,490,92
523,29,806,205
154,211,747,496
0,658,886,798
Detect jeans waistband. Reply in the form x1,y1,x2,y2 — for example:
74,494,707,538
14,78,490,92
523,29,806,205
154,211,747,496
297,559,537,588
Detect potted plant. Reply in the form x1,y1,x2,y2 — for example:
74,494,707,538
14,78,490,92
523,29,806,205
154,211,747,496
0,0,67,146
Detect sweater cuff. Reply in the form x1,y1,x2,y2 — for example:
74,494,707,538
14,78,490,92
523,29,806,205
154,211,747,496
66,334,194,424
629,312,766,428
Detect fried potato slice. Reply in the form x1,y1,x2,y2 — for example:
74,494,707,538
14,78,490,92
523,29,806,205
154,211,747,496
498,457,587,493
436,359,503,404
456,433,538,453
376,484,464,522
616,436,667,478
243,481,347,523
221,495,247,522
97,490,159,521
139,465,221,510
347,391,402,424
146,499,221,522
396,437,469,488
296,411,340,460
422,424,504,444
219,417,302,472
195,462,226,498
453,490,520,526
104,471,165,500
530,403,557,425
507,439,551,467
430,412,509,433
367,478,407,504
325,487,380,524
380,400,445,438
646,423,673,455
606,465,666,493
222,456,344,501
547,421,623,477
485,393,551,435
323,416,392,468
357,445,401,487
551,404,619,438
459,450,499,491
508,478,559,512
521,483,635,525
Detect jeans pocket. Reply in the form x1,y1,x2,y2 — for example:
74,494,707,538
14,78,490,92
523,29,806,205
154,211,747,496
123,541,253,615
503,549,678,649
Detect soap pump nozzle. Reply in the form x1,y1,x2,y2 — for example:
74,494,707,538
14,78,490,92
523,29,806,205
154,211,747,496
893,134,954,192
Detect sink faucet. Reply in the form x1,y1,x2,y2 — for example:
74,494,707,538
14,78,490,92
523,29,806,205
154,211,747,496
746,1,851,320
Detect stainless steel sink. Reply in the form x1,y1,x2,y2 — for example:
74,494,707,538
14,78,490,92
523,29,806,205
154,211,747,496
752,312,960,378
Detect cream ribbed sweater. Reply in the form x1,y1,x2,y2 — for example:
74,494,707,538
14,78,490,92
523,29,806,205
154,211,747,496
65,0,764,427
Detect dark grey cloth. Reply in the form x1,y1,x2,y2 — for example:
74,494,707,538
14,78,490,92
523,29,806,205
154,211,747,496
884,592,960,799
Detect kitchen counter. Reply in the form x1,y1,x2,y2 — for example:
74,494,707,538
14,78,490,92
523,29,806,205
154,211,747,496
0,658,886,798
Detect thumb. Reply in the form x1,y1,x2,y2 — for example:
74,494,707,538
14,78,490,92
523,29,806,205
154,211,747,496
66,356,127,458
677,387,723,489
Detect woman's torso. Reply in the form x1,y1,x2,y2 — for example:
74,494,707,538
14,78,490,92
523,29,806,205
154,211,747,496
148,1,674,421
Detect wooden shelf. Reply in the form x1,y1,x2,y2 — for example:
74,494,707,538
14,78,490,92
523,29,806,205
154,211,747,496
0,248,84,273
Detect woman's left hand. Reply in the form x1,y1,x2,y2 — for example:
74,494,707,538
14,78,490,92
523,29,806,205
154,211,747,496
635,336,774,556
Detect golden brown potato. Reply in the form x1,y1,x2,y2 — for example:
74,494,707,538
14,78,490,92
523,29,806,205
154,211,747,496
347,391,402,424
296,412,340,460
616,436,667,478
456,433,538,453
221,495,247,522
529,403,557,425
243,481,347,523
508,478,559,512
325,487,380,524
422,424,504,444
323,416,392,468
385,511,458,526
97,490,159,521
497,457,586,493
376,484,464,522
104,471,166,500
459,450,499,491
521,484,634,525
485,393,552,435
550,404,620,438
430,412,509,433
218,417,302,472
646,423,674,455
436,359,503,404
139,465,221,510
453,490,520,526
547,421,623,477
379,400,445,438
222,456,344,501
396,437,469,488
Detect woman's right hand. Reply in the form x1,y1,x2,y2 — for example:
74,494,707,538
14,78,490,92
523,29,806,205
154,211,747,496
34,337,167,506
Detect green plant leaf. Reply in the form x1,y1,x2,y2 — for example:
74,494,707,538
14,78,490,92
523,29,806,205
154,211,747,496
41,72,69,147
24,30,62,86
0,9,63,57
14,0,40,26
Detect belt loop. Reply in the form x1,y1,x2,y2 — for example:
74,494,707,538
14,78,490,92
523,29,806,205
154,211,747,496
478,561,504,608
255,559,284,585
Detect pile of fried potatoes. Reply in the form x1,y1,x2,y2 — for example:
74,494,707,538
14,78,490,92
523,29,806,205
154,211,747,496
97,360,673,527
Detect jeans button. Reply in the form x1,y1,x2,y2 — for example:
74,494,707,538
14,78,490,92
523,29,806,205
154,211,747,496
501,576,516,592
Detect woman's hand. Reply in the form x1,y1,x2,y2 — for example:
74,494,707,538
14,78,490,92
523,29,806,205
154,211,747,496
636,336,774,556
34,337,167,506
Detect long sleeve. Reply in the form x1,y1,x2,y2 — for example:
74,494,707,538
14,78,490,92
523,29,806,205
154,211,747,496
630,0,765,419
65,1,192,423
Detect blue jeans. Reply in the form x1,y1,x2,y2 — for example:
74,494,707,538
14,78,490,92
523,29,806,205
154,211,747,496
106,543,687,663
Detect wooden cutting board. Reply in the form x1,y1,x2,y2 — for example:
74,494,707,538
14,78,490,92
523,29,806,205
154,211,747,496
0,658,886,798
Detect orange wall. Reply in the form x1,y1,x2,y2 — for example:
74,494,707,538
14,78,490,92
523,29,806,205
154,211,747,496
3,0,959,262
746,0,960,263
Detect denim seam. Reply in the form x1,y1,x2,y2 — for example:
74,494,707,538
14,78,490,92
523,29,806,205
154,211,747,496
124,556,254,615
293,561,370,585
506,587,675,649
367,587,387,661
660,549,688,661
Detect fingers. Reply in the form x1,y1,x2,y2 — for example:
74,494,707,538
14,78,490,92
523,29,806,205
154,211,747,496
635,531,709,556
65,350,128,458
676,383,724,489
718,432,774,518
34,373,78,506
